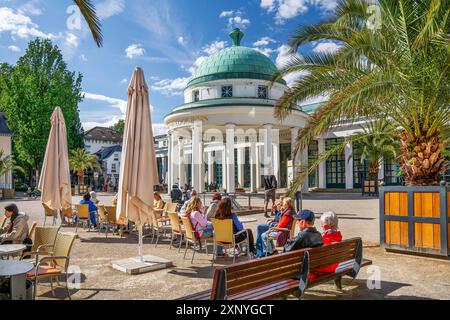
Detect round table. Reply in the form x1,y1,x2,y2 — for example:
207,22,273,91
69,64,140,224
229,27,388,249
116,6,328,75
0,245,27,259
0,260,33,300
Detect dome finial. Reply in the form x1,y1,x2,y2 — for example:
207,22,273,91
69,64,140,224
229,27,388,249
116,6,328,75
229,28,244,46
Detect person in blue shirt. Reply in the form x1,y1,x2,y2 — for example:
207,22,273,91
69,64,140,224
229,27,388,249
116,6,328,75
215,197,255,256
79,192,98,227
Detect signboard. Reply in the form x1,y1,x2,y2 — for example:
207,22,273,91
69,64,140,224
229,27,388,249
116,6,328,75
287,160,294,189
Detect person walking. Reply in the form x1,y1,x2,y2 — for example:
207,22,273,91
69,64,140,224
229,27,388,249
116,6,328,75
263,167,278,218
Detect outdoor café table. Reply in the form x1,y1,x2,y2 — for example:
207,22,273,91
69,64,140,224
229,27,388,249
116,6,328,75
0,260,33,300
0,244,27,260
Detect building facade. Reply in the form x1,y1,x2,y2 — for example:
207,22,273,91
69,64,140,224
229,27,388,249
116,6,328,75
0,113,13,196
84,127,123,154
161,29,407,193
94,145,122,190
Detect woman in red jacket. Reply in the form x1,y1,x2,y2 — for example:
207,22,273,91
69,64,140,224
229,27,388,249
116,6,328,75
259,197,295,257
310,211,343,281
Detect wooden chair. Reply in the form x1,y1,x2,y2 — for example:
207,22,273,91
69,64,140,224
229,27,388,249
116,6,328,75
43,204,57,226
210,218,251,266
265,218,298,256
150,210,172,247
97,205,109,238
168,211,185,252
180,216,213,263
179,238,372,300
27,232,77,300
74,204,90,232
166,203,178,214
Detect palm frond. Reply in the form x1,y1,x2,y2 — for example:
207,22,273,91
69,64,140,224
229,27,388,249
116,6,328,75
74,0,103,47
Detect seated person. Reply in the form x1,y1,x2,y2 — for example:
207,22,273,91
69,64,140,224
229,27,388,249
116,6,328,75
179,189,197,216
0,204,31,250
153,192,166,210
206,193,221,220
215,197,256,255
272,195,286,223
257,197,295,257
309,211,343,280
77,192,98,228
170,185,183,203
284,209,323,253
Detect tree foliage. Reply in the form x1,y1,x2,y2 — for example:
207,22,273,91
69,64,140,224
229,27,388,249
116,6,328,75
0,38,85,179
275,0,449,186
110,119,125,134
69,148,101,185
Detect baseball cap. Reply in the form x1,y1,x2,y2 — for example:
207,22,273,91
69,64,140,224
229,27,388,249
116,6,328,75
212,193,222,201
293,209,315,222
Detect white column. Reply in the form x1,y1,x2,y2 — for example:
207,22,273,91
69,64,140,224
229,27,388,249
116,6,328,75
250,139,258,193
167,133,173,194
261,124,273,175
221,149,227,191
318,138,327,189
345,142,354,190
272,129,280,183
225,124,236,193
301,147,309,193
255,145,261,190
207,151,214,184
191,121,204,192
379,159,384,181
237,147,245,188
178,137,185,188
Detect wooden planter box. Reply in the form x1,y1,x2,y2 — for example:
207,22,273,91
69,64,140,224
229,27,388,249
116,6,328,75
380,186,450,257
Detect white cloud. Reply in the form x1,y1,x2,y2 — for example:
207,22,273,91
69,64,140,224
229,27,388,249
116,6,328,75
219,11,234,18
18,1,44,16
0,7,60,40
261,0,276,11
227,16,251,29
65,32,79,47
7,45,21,52
79,54,88,61
125,43,146,59
97,0,125,19
219,10,251,30
177,36,186,45
151,77,190,96
261,0,338,24
152,123,168,136
120,78,128,84
253,46,275,57
312,41,342,54
253,37,276,47
83,92,128,114
202,40,227,55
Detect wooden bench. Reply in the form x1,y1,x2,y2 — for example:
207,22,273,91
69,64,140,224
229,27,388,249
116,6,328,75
178,238,372,300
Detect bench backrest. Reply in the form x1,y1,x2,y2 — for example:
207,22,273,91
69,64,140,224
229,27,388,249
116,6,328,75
211,248,306,300
211,237,363,300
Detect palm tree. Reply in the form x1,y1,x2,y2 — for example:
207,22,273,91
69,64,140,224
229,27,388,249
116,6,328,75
69,148,101,186
275,0,449,186
290,120,400,193
74,0,103,47
0,149,24,177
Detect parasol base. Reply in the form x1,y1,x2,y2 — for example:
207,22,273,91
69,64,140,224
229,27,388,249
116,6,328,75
111,255,173,275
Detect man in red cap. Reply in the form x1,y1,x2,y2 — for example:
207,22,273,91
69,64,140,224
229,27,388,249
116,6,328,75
206,193,222,220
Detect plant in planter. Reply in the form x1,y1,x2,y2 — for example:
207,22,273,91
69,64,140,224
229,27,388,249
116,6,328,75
273,0,449,256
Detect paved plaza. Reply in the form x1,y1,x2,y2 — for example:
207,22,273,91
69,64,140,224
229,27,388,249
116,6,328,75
3,192,450,300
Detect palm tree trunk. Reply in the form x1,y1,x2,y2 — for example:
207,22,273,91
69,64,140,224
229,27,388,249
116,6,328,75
369,161,379,180
399,131,448,186
78,170,84,186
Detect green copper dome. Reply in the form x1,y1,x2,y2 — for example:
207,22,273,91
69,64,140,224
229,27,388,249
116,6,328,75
187,28,286,87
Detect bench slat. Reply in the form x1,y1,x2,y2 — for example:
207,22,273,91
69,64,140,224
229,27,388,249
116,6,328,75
230,279,299,300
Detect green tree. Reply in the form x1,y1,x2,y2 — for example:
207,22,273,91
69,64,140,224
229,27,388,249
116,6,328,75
0,39,85,183
69,148,101,186
0,149,24,179
110,119,125,134
275,0,449,187
290,120,400,193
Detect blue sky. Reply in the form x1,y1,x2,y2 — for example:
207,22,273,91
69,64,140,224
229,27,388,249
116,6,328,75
0,0,340,135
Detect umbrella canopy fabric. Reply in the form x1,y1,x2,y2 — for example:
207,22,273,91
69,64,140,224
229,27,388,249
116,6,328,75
117,67,159,227
38,107,72,211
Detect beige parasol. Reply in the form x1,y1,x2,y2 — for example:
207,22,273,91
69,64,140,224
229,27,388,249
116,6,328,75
38,107,72,217
116,67,159,259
